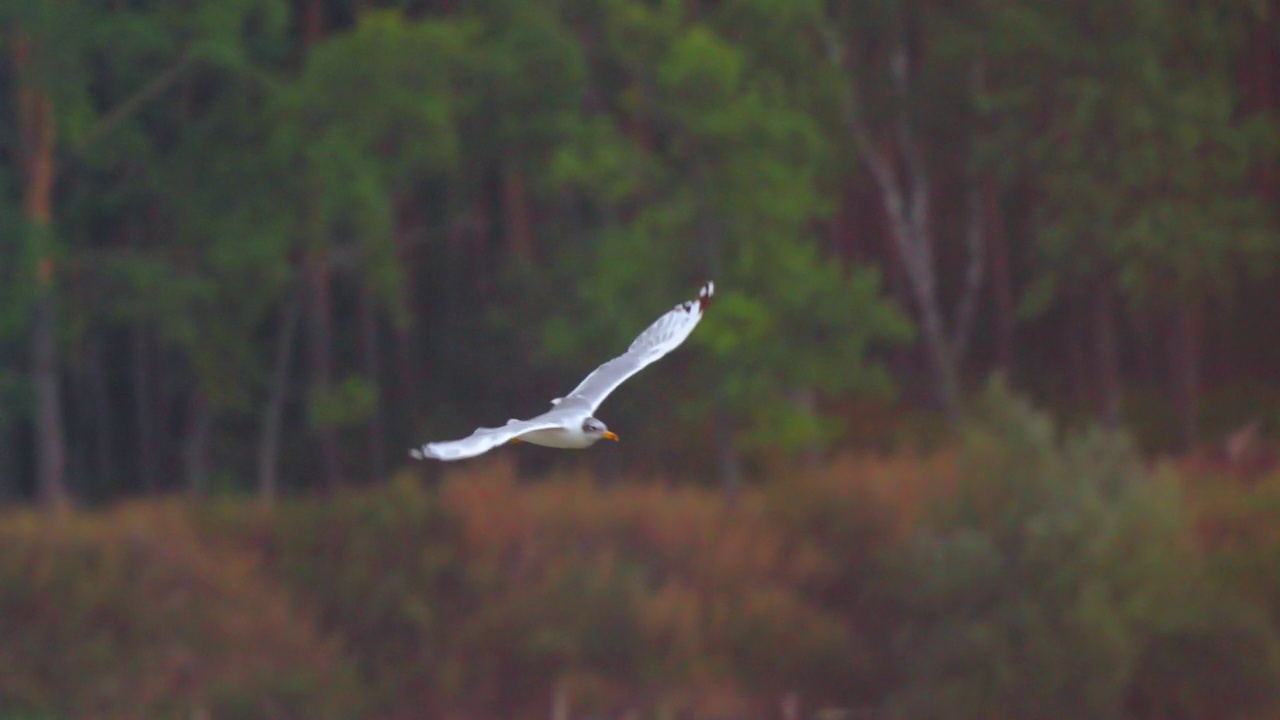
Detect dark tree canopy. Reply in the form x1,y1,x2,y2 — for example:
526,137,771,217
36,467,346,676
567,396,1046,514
0,0,1276,502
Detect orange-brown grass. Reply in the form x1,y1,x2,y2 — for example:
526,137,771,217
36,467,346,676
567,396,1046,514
0,499,361,719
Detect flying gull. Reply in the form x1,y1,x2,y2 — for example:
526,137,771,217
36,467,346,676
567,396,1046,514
410,281,714,461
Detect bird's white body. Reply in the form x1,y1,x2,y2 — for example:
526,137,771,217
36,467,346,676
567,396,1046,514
518,421,597,449
411,281,714,462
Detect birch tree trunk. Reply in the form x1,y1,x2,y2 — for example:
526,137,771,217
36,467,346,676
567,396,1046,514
822,19,985,423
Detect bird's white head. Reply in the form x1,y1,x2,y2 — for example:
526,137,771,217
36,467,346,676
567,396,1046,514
582,417,619,443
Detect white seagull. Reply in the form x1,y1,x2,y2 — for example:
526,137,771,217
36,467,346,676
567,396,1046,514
410,281,714,461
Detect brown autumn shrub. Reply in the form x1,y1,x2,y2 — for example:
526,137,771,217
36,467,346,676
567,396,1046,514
24,412,1276,720
194,474,460,719
197,456,896,719
0,500,363,720
434,457,870,718
759,451,960,704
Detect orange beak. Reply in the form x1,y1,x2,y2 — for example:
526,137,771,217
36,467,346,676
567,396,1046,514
602,431,619,441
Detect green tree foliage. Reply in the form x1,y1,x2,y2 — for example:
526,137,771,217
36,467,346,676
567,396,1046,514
520,0,911,465
880,379,1280,719
271,9,473,449
276,8,468,257
972,1,1278,306
0,0,1277,499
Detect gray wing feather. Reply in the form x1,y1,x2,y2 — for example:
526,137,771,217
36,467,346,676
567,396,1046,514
410,414,565,461
557,281,713,413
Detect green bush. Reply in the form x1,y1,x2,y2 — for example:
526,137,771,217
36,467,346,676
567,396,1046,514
878,379,1280,720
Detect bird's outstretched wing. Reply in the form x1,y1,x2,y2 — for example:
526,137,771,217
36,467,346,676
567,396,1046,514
410,415,565,461
555,281,713,414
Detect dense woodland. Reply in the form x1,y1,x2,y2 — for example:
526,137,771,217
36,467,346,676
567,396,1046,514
6,1,1280,718
1,0,1277,504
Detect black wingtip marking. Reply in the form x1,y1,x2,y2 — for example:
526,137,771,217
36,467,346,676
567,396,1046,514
676,281,715,315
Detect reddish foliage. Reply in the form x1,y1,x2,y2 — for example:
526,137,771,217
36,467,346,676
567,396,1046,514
0,500,361,719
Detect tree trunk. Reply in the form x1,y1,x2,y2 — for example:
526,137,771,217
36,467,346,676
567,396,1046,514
1068,304,1090,410
258,282,304,505
297,0,340,492
882,226,924,403
915,279,964,421
394,307,420,441
360,282,386,482
132,323,159,493
823,20,973,423
0,420,13,504
306,253,343,491
986,181,1015,374
392,194,424,436
715,410,743,499
694,159,742,495
183,390,212,498
1172,303,1202,450
1132,306,1159,388
1093,283,1123,428
15,29,68,511
30,286,66,510
88,333,113,493
157,343,181,487
503,165,534,263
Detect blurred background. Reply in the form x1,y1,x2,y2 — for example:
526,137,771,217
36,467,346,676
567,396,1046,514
3,0,1280,718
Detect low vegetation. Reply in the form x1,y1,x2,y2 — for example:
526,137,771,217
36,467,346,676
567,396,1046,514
3,387,1279,719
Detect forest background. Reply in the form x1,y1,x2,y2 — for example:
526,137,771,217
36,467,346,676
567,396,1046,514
4,0,1280,718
